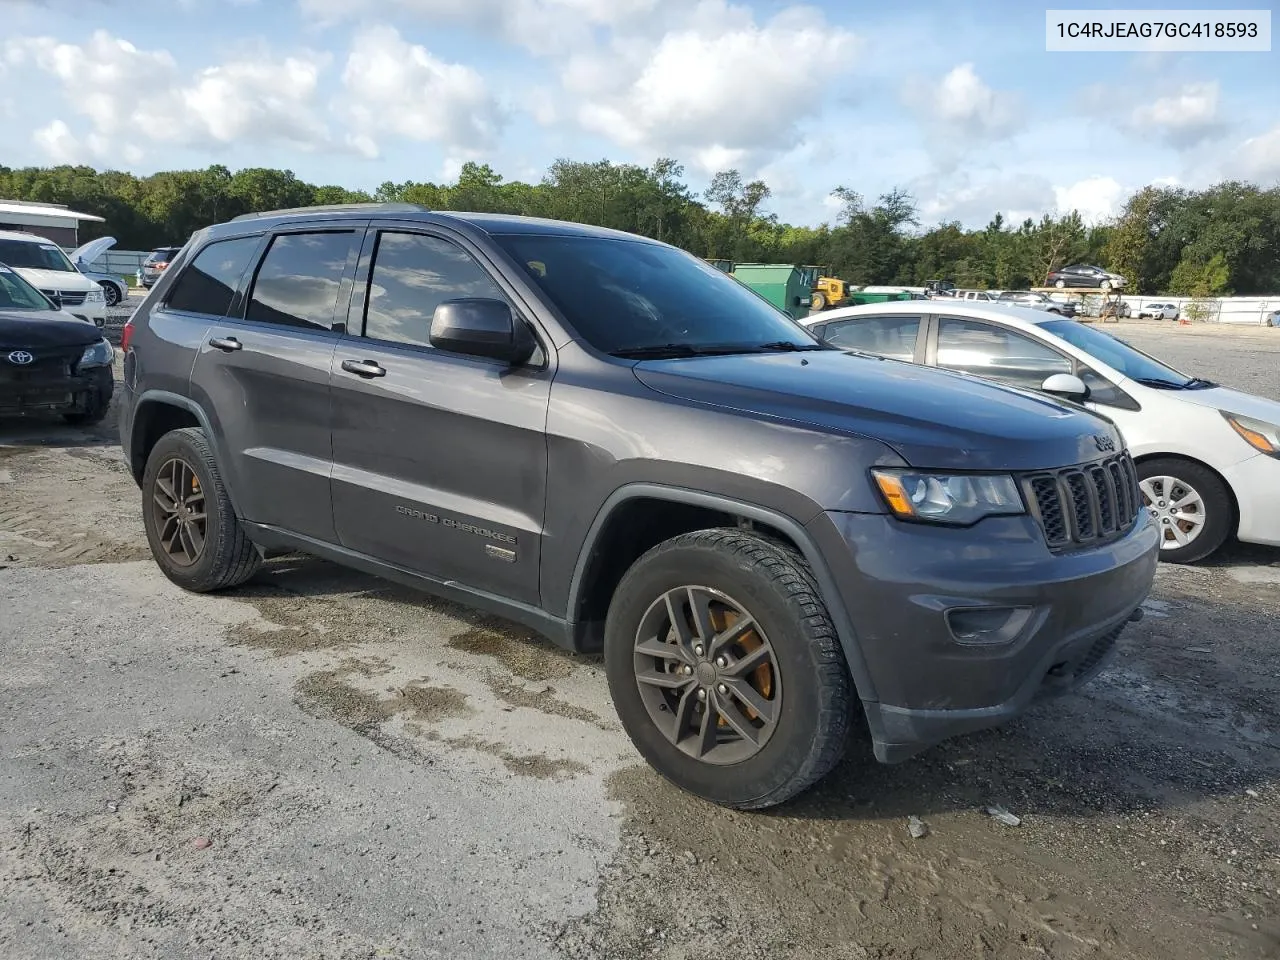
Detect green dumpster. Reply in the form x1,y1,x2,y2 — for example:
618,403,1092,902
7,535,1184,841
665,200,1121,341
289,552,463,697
729,263,812,321
847,290,914,305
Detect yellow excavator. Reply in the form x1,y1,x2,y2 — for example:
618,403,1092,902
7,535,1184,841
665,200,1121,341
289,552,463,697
800,265,849,311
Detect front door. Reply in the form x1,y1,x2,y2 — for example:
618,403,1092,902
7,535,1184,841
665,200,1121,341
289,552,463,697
328,225,552,605
187,226,365,543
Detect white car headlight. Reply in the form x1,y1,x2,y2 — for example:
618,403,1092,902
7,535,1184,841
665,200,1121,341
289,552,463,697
79,339,114,366
871,469,1026,525
1222,412,1280,459
85,288,105,303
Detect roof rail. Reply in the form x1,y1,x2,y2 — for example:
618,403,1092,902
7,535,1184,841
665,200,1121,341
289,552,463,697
230,202,430,222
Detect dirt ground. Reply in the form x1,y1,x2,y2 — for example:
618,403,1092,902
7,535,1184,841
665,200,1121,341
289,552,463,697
1,310,1277,959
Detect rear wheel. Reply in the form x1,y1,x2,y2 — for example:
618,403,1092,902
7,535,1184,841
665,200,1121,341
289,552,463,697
141,427,262,591
1136,457,1233,564
604,529,852,809
100,281,121,307
1055,279,1066,288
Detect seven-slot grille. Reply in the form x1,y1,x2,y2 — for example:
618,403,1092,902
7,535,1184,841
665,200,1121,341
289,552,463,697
39,289,88,306
1021,453,1141,551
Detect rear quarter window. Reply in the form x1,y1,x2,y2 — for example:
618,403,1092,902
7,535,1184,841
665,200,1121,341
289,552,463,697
165,236,262,317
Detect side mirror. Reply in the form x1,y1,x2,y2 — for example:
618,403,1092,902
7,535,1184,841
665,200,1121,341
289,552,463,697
1042,372,1089,400
429,298,535,365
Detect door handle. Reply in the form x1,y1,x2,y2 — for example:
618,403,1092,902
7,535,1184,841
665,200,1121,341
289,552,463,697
209,336,242,352
341,359,387,378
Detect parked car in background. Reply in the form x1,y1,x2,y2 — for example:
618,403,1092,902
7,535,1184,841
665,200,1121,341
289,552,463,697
140,246,184,288
0,261,115,423
1046,264,1126,290
1139,302,1179,320
70,236,129,307
118,205,1158,810
804,301,1280,564
0,230,107,328
997,290,1077,317
1100,300,1132,320
956,290,998,302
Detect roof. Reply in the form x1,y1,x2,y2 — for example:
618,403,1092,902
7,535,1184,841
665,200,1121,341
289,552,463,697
0,228,80,244
802,298,1062,333
0,200,104,223
220,204,658,243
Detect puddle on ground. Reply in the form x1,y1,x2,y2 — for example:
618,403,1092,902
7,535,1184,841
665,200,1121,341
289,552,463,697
447,627,581,682
483,672,615,732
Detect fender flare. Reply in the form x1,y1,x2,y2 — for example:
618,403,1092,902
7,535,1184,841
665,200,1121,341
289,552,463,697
565,482,880,704
131,390,243,517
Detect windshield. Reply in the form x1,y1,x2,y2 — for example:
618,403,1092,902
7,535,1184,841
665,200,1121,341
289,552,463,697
0,265,56,310
1040,319,1194,386
491,234,821,356
0,238,76,272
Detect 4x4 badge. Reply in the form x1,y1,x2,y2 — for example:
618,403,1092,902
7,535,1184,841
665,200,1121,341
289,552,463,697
7,350,34,365
1094,434,1116,452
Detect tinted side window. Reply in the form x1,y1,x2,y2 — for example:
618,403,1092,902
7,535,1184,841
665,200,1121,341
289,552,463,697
363,232,508,348
823,315,920,361
246,231,357,331
936,318,1072,389
166,236,260,316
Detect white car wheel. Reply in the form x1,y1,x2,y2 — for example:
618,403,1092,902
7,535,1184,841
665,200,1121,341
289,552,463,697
1137,458,1233,564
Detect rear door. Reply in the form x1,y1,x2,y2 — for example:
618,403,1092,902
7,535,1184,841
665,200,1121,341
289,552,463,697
816,313,928,363
187,224,365,543
926,315,1075,391
328,223,552,605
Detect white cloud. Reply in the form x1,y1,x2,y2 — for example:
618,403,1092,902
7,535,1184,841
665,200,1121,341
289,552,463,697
915,172,1054,227
1053,176,1125,224
1130,82,1225,148
4,30,333,162
573,5,858,173
335,25,506,161
904,63,1023,145
1223,124,1280,183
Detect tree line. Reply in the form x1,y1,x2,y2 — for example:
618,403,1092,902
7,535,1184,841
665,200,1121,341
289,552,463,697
2,160,1276,296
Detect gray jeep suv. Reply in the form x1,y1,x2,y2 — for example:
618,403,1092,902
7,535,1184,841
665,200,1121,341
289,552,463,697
118,204,1159,809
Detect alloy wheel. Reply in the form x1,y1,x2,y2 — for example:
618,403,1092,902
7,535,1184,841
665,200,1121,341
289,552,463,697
632,585,781,765
151,457,207,566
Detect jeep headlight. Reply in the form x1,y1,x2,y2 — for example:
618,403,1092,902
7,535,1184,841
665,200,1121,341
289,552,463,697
1222,411,1280,458
85,288,105,303
871,469,1025,525
79,339,114,366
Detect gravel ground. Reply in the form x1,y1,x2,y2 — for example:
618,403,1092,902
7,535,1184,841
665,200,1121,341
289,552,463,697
2,307,1277,959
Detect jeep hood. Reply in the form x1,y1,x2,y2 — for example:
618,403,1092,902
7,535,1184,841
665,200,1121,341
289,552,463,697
0,310,102,350
633,350,1121,471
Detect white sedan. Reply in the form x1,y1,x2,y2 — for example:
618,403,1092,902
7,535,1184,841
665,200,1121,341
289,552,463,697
1139,302,1179,320
804,301,1280,564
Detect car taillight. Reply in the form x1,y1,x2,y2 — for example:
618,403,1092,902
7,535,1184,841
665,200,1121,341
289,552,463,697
121,318,135,352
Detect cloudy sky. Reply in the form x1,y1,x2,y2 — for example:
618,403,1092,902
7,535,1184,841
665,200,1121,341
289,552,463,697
2,0,1276,228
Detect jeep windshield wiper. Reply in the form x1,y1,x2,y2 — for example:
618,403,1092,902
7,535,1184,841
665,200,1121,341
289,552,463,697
610,343,755,359
751,341,829,352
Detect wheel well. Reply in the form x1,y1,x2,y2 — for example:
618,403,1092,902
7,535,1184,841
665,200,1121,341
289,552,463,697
129,401,200,484
570,497,801,638
1133,452,1240,531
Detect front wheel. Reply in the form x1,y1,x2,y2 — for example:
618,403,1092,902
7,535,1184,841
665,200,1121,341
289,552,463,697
100,281,121,307
810,292,827,311
604,529,853,809
141,427,262,591
1137,457,1233,564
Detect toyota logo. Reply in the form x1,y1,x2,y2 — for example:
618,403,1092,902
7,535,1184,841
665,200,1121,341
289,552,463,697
6,350,34,365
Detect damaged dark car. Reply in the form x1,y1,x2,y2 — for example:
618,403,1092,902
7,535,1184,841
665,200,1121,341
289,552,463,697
0,261,115,425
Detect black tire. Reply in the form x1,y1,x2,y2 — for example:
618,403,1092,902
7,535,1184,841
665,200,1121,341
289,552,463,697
1136,457,1234,564
811,291,827,311
100,281,121,307
604,528,852,810
141,427,262,591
